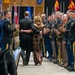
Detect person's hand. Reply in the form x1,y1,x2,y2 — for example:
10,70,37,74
63,41,66,45
59,27,62,31
54,29,57,33
62,28,66,32
29,29,33,33
46,28,50,33
15,25,19,29
20,29,24,33
57,31,60,35
39,31,42,35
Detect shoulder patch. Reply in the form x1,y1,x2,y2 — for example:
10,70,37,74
8,25,10,28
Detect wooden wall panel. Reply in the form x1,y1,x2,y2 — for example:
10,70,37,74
34,6,44,16
2,0,44,16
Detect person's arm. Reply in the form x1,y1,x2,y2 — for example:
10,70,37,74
20,29,33,33
31,24,40,34
19,21,32,33
4,21,16,33
43,27,50,34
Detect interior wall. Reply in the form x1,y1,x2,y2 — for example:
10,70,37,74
2,0,44,16
12,6,34,23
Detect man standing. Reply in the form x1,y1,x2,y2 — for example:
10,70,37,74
65,10,75,71
41,14,52,60
0,12,5,48
19,11,33,65
2,11,18,75
19,11,41,65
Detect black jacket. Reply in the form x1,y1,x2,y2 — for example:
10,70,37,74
2,18,16,44
19,18,40,40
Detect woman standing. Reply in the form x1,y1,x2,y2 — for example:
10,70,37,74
33,16,47,65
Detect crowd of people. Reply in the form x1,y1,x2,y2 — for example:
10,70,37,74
41,10,75,71
19,10,75,71
0,9,75,75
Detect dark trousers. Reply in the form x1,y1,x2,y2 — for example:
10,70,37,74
20,50,26,61
55,40,58,58
2,43,17,75
20,39,33,64
26,39,32,63
44,36,52,58
66,42,74,68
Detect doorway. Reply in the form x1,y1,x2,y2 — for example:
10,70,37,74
12,6,34,24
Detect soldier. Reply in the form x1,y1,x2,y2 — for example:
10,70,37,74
41,14,52,60
64,10,75,71
57,14,68,67
0,12,5,48
50,14,57,63
50,12,62,63
0,12,8,75
2,11,18,75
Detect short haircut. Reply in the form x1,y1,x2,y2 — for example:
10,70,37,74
24,11,30,16
41,14,46,17
66,10,75,13
70,10,75,13
4,10,9,16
